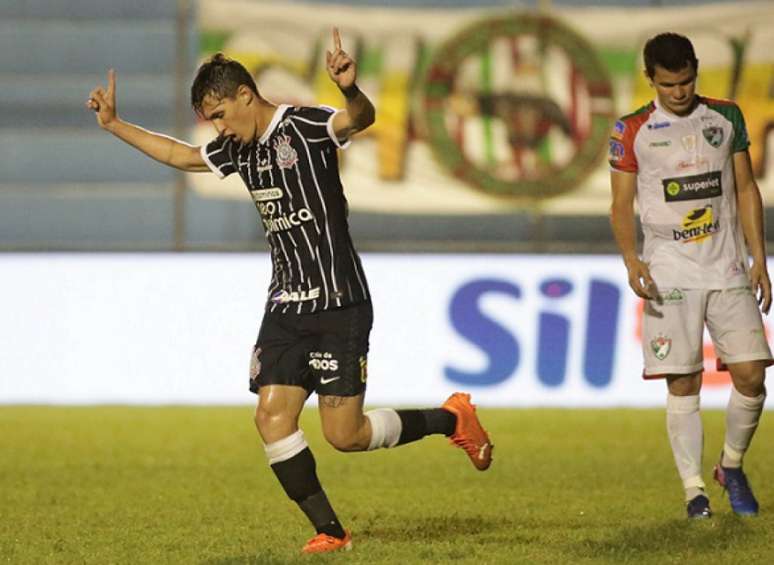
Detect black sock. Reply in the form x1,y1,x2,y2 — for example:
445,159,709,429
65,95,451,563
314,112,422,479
270,447,346,538
298,492,345,538
396,408,457,445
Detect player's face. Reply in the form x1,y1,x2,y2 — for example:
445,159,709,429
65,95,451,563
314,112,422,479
201,89,256,144
649,64,697,116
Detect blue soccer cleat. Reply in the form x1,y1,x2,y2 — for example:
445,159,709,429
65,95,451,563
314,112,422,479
686,494,712,519
714,462,759,516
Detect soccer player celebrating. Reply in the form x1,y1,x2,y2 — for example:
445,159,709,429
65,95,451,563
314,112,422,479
610,32,770,519
87,29,492,552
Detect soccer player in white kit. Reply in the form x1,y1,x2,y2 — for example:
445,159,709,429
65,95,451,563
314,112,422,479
610,32,771,518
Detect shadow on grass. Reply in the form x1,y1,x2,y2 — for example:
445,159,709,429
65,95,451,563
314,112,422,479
200,514,528,564
362,513,531,544
201,550,302,565
570,514,757,561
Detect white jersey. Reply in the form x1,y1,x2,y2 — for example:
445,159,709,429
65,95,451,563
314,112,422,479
609,96,751,289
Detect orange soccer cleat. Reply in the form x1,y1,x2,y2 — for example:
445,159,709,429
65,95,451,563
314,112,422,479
442,392,493,471
301,530,352,554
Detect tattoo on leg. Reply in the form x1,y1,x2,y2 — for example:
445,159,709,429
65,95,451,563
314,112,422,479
320,396,347,408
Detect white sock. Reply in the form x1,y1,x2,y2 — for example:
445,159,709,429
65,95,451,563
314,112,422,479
666,393,706,500
264,430,308,465
365,408,402,450
722,387,766,468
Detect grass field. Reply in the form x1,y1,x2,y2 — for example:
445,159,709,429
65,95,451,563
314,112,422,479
1,407,772,564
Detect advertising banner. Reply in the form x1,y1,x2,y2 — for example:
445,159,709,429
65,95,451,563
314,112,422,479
1,254,766,408
192,1,774,218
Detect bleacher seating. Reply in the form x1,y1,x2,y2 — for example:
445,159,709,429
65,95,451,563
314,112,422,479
0,0,195,248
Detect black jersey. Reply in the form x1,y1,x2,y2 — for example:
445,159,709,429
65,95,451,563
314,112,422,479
201,104,370,314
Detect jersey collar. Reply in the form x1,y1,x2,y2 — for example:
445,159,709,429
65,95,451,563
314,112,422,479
258,104,291,145
653,95,704,120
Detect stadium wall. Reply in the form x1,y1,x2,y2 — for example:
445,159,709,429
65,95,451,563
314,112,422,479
1,253,766,408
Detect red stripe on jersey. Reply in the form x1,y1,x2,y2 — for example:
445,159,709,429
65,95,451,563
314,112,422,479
609,102,655,173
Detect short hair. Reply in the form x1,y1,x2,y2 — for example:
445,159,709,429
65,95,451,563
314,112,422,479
190,53,259,115
643,33,699,79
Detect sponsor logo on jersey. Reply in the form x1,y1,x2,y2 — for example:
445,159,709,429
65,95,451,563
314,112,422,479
612,120,625,140
651,335,672,360
261,207,315,233
677,157,708,171
309,351,339,372
681,134,696,152
609,140,625,162
273,134,299,169
647,121,670,130
662,171,722,202
649,140,671,147
359,355,368,383
250,187,284,202
658,288,685,305
271,287,321,304
702,126,724,148
673,205,720,243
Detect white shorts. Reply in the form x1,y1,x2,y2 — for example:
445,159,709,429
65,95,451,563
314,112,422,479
642,286,772,378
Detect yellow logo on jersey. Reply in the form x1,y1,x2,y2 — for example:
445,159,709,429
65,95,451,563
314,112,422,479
673,205,720,243
359,356,368,383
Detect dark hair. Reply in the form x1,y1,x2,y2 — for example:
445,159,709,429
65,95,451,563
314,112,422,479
190,53,259,115
643,33,699,79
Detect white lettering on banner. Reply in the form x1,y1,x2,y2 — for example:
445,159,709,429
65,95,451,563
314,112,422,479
2,254,771,407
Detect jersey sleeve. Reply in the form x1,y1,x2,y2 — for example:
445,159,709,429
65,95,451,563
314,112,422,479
200,135,238,179
608,118,638,173
290,106,352,149
729,104,750,153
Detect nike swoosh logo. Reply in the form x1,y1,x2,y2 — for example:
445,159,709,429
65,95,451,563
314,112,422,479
320,376,340,385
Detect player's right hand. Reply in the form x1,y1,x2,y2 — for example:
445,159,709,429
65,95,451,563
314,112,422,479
86,69,118,129
626,258,657,300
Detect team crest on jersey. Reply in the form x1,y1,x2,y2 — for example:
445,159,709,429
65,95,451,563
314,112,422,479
273,134,298,169
250,346,262,381
702,126,724,148
651,335,672,360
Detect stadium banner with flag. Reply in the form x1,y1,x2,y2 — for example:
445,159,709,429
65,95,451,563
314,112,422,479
191,1,774,217
0,253,768,407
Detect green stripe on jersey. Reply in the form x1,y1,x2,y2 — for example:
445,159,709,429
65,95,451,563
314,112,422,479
705,99,750,152
619,102,652,123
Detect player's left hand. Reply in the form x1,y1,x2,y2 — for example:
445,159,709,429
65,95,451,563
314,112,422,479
749,262,772,314
326,28,356,90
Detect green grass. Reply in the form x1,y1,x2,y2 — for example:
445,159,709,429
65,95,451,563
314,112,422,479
1,407,772,564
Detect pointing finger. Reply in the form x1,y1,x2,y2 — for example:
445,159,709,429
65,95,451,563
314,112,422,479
107,69,116,97
333,27,341,51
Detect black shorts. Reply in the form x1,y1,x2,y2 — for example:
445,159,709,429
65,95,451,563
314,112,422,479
249,301,373,397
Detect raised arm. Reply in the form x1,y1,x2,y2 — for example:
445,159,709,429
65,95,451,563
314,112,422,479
734,150,771,314
610,169,656,299
87,69,209,173
326,28,375,140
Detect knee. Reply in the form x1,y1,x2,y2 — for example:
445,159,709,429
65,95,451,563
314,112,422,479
254,404,295,440
323,427,364,452
667,372,702,396
730,363,767,396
